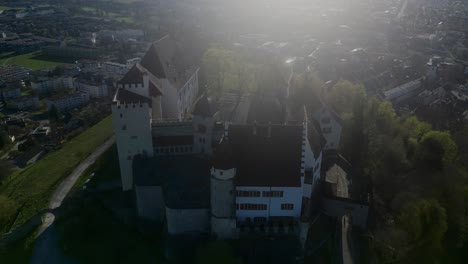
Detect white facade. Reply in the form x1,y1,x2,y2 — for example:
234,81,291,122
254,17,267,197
75,80,109,98
31,76,74,94
112,101,154,191
177,71,199,118
103,62,128,75
313,107,342,150
235,186,303,222
46,92,89,111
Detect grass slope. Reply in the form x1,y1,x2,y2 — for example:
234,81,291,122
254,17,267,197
0,52,72,70
0,116,113,232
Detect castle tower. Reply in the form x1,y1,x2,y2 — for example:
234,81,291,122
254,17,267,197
112,63,163,191
192,95,215,155
210,135,237,239
112,90,155,191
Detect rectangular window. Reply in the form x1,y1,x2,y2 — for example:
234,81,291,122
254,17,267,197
236,190,260,197
281,204,294,210
239,203,267,210
263,191,284,197
322,127,332,134
254,217,267,223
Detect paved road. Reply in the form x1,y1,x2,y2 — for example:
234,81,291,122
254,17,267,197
31,136,115,264
341,215,353,264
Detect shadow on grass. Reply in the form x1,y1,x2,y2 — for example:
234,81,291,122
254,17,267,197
29,55,77,64
0,52,17,60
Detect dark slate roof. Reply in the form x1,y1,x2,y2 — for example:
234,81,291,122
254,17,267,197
228,124,303,187
140,44,166,79
149,81,163,97
192,95,213,117
247,95,285,124
213,136,235,170
114,88,152,105
153,135,193,147
309,120,326,158
156,155,211,209
118,64,144,84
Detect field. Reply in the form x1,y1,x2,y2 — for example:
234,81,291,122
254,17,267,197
0,116,113,233
0,52,72,70
80,6,136,24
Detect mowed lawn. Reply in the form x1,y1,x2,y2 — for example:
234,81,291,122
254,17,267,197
0,116,113,231
0,52,71,70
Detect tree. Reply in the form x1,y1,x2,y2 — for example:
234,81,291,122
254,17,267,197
399,199,448,263
417,131,457,168
202,48,256,99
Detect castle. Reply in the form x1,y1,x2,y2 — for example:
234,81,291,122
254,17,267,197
111,36,343,249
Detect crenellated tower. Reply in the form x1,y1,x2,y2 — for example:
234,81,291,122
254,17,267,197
210,131,237,239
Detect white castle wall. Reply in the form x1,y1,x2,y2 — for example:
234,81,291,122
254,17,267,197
235,186,303,222
211,168,236,239
135,186,165,222
166,208,210,235
112,102,153,190
193,115,215,155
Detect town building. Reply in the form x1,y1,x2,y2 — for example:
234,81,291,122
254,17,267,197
0,65,31,80
102,62,129,75
46,92,90,111
0,87,21,100
31,76,74,94
75,79,109,98
8,96,39,110
383,78,423,103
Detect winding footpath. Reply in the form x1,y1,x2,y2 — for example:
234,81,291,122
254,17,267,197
31,136,115,264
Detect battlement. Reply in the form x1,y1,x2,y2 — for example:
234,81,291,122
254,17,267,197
152,119,192,127
117,83,145,89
